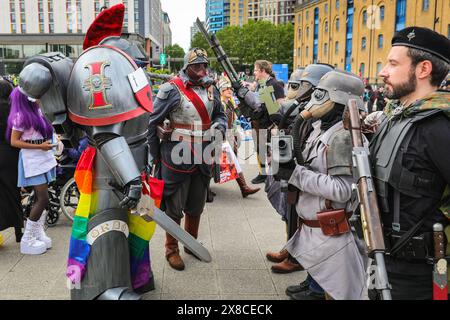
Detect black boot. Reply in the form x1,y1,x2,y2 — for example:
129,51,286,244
290,289,325,300
251,174,267,184
14,227,23,243
285,279,310,297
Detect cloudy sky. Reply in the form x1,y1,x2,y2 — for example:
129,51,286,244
161,0,206,52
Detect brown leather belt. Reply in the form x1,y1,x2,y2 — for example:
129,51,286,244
299,218,321,228
171,122,211,131
299,212,353,229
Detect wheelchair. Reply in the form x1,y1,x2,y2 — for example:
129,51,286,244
21,154,79,227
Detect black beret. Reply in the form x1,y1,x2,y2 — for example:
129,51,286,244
392,26,450,64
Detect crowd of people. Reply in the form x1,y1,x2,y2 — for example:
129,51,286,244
0,3,448,301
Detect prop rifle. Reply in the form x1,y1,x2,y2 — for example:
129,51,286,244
348,99,392,300
195,18,255,119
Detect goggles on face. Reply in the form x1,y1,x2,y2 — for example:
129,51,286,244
288,83,300,91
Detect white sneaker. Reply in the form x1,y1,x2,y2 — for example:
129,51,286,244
20,219,47,255
37,212,52,249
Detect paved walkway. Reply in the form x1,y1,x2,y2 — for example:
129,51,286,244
0,141,306,300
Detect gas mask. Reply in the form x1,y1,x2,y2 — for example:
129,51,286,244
186,63,213,88
286,81,314,100
304,88,334,119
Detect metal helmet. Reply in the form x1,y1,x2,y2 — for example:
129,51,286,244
300,63,334,87
182,47,209,71
99,36,148,65
288,68,305,85
18,63,52,100
305,70,364,114
67,45,153,126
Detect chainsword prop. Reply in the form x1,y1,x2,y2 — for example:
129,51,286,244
115,186,212,263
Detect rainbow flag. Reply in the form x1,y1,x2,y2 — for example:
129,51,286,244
67,146,162,290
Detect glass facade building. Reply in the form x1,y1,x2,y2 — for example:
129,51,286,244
206,0,228,33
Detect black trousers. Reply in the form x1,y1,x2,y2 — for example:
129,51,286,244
369,256,433,300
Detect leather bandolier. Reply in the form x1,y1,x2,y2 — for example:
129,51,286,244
155,77,221,197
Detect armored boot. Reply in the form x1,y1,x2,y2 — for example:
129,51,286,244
165,218,185,271
266,248,289,263
183,214,201,260
271,256,304,274
96,287,141,300
236,173,260,198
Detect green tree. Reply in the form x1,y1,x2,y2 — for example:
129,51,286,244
190,20,294,73
165,44,185,72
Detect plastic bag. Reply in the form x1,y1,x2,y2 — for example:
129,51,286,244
219,141,240,184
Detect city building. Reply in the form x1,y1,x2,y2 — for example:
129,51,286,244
162,11,172,48
293,0,450,84
229,0,248,26
207,0,296,31
191,20,205,41
247,0,297,25
0,0,171,75
206,0,227,33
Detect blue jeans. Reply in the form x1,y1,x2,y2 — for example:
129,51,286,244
307,274,325,294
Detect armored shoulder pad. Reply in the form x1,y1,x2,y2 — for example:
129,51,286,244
327,128,353,176
156,82,175,100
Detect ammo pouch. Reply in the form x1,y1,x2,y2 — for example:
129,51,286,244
317,209,351,236
156,123,173,142
385,230,434,263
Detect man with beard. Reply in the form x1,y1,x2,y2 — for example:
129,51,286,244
147,48,227,271
369,27,450,299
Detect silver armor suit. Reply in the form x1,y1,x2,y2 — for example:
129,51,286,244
19,46,153,299
65,44,154,300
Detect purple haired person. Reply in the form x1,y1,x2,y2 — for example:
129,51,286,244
6,87,56,255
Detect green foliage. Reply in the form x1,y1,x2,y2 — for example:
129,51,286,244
165,44,185,58
190,20,294,72
147,67,171,75
164,44,185,72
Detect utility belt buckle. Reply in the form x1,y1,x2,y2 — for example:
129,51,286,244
172,129,205,143
392,222,401,232
388,231,432,261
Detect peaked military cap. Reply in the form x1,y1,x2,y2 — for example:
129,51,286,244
391,26,450,64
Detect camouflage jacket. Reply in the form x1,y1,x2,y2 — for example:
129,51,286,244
384,90,450,119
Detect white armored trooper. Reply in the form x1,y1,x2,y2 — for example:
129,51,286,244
284,70,369,300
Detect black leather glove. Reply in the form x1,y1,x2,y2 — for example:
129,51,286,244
231,80,243,91
236,86,250,100
119,178,142,209
274,160,296,181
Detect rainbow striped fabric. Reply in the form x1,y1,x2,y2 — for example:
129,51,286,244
66,146,159,290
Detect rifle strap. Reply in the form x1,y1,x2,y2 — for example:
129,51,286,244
389,209,434,256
